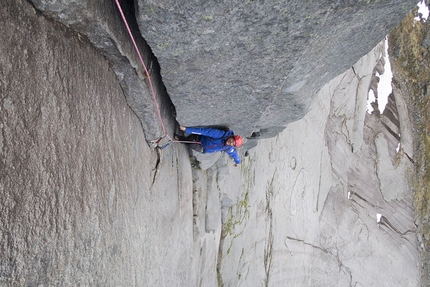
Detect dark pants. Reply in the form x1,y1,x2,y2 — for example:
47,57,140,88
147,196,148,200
177,134,204,153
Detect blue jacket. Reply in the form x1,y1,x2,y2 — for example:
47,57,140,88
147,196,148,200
185,127,241,164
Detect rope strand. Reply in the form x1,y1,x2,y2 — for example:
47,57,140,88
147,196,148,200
115,0,201,146
114,0,171,141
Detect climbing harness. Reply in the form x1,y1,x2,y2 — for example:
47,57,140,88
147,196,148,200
114,0,201,149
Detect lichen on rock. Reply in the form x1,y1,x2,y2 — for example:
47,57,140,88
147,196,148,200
389,7,430,285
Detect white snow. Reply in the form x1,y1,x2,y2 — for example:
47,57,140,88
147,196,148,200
415,0,429,21
377,38,393,114
367,38,392,114
376,213,382,223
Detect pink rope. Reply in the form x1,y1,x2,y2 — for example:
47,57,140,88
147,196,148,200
114,0,202,146
114,0,172,141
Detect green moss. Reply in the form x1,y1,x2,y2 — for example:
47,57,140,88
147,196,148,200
217,269,224,287
189,156,201,169
218,158,253,284
223,191,250,237
390,13,430,216
389,10,430,284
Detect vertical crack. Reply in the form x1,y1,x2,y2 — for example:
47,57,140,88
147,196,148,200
150,147,162,187
264,170,275,286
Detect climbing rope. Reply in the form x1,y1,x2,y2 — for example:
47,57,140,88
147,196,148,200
114,0,168,139
114,0,200,149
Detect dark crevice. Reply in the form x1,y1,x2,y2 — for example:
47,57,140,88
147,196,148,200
151,147,162,187
115,0,178,136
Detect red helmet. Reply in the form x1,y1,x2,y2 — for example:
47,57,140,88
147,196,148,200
234,135,243,147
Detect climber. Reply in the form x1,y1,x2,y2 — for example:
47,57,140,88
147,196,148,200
176,126,243,166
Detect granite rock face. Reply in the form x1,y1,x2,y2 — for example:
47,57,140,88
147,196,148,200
207,40,420,286
1,0,422,286
30,0,176,141
29,0,416,144
1,1,196,285
135,0,417,139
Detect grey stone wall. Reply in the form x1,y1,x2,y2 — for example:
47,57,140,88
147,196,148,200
136,0,417,140
209,40,419,286
29,0,417,145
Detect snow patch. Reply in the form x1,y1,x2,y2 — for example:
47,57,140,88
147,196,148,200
415,0,429,22
367,38,392,114
396,142,401,153
376,213,382,223
377,38,393,113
